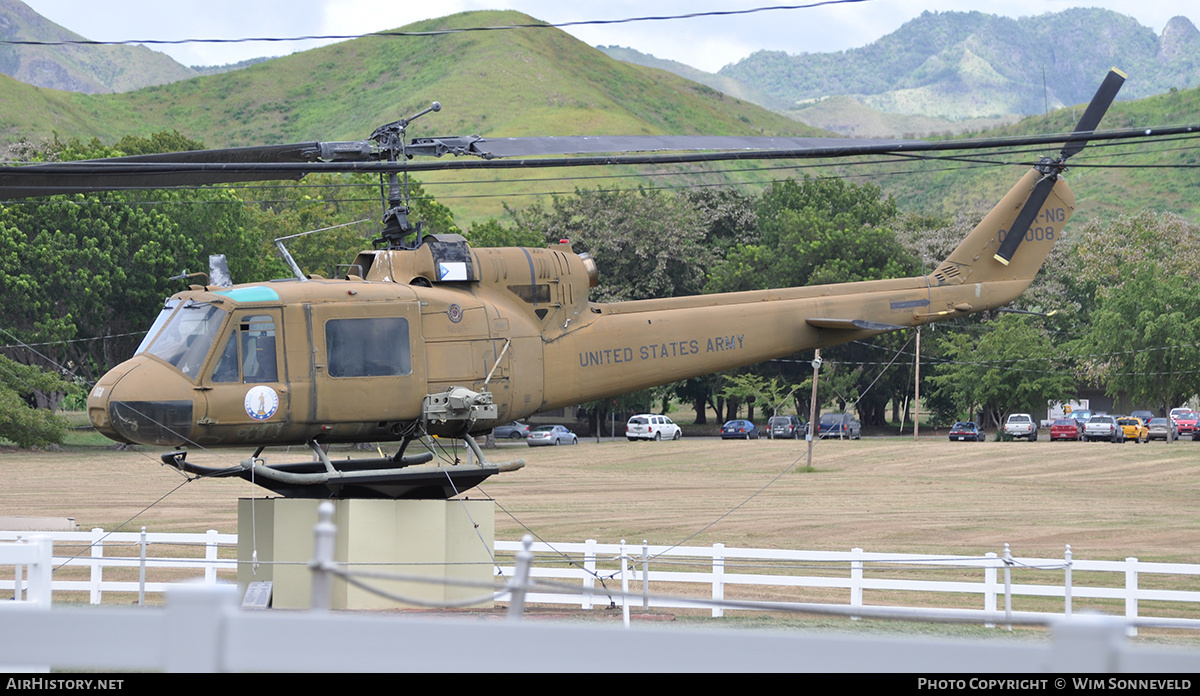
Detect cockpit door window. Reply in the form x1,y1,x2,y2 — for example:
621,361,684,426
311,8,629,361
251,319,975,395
210,314,279,384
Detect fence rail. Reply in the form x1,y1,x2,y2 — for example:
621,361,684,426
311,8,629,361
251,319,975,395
5,530,1200,634
492,539,1200,632
3,530,1199,673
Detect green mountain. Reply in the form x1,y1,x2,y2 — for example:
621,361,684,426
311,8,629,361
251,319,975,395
0,0,196,93
872,84,1200,224
0,11,828,222
720,9,1200,120
0,8,1194,227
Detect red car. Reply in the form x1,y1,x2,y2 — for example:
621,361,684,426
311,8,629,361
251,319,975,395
1050,418,1084,441
1174,412,1200,438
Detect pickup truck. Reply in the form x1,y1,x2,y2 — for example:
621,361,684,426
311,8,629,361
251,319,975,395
1004,414,1038,441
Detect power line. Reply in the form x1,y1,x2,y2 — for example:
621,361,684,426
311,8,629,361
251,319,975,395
0,1,877,49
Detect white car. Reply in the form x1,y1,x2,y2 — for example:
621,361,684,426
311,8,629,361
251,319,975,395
626,414,682,441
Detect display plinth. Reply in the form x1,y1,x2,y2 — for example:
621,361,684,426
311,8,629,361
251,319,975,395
237,498,495,610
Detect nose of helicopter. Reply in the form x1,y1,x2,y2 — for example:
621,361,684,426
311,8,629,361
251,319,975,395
88,356,198,447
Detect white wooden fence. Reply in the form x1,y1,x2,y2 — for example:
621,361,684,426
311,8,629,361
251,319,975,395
4,530,1200,634
1,528,235,605
4,535,1199,672
492,540,1200,633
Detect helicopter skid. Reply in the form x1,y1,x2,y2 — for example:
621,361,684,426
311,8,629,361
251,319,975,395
162,449,524,499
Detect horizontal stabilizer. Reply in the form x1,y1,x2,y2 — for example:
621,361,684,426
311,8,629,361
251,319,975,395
806,318,907,332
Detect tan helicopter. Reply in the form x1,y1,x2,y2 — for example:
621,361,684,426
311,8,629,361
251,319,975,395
0,69,1176,498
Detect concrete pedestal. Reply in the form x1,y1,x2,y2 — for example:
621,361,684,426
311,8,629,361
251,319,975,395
237,498,495,610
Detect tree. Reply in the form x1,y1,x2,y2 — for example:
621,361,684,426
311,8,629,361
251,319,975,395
0,355,68,448
506,187,711,302
1068,212,1200,412
705,176,908,293
925,315,1076,428
1074,271,1200,413
705,176,919,426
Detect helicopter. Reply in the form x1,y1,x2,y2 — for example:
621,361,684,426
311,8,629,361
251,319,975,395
0,68,1183,499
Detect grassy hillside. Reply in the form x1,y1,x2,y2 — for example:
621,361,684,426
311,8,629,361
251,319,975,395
784,95,1020,138
0,10,1195,228
869,85,1200,224
0,11,829,222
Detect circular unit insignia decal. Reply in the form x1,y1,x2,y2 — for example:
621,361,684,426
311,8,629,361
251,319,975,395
244,385,280,421
447,304,463,323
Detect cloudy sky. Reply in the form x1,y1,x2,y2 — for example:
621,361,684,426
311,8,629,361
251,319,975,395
21,0,1199,71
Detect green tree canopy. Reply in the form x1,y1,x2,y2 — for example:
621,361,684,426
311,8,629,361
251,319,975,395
926,315,1075,427
0,355,68,448
507,187,710,302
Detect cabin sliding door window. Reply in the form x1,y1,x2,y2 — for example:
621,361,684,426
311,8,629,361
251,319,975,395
325,317,412,378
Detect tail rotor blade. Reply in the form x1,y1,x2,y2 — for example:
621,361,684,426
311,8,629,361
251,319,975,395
993,175,1057,266
1061,68,1126,160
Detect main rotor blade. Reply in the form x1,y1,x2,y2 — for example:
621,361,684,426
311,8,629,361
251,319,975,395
2,122,1197,200
1061,68,1126,160
451,135,922,158
993,175,1057,266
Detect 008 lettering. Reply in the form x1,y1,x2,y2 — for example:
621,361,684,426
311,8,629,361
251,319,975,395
998,226,1055,244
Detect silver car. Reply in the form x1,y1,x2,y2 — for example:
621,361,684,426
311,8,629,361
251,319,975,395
527,425,578,447
1148,418,1178,442
1084,415,1125,443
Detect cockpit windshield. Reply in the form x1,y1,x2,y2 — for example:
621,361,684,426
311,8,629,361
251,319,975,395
134,299,180,355
144,301,228,379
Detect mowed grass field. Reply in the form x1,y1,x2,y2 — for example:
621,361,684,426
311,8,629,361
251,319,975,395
3,433,1198,564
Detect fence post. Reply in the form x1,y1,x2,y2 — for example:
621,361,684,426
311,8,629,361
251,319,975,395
138,526,147,607
1125,556,1138,638
984,552,998,628
1003,543,1013,631
27,536,53,607
850,547,863,619
164,583,238,672
13,535,23,601
205,530,219,584
1064,545,1072,617
641,540,649,610
310,501,336,612
619,539,630,628
507,534,534,622
583,539,596,610
89,527,104,605
712,543,725,618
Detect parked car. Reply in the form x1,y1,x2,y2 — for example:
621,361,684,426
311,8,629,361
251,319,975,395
1130,410,1155,425
1003,413,1038,441
1069,410,1093,426
1084,415,1125,443
1174,412,1200,438
492,421,530,440
1117,417,1149,443
948,422,985,442
1049,419,1084,441
1148,418,1179,442
527,425,578,447
720,420,760,440
626,414,682,441
816,412,861,439
768,415,806,439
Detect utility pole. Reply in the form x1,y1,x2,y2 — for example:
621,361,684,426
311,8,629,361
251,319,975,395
806,350,821,470
914,327,921,441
